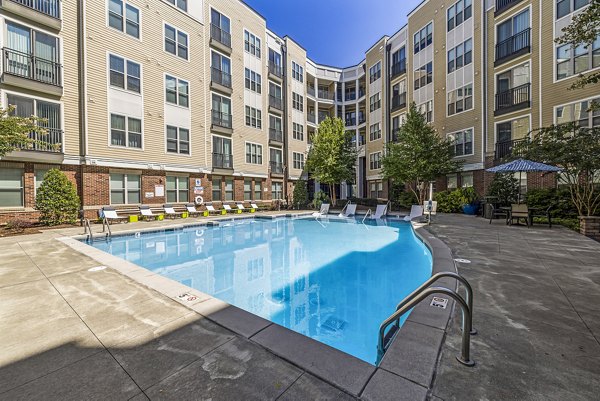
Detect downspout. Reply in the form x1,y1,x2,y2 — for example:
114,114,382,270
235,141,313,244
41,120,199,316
77,0,88,215
385,42,392,205
482,1,488,182
281,44,289,204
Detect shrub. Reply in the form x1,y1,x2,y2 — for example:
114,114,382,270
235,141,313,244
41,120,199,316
487,173,519,206
5,219,34,233
292,179,309,208
311,191,330,209
396,191,418,209
348,197,378,207
35,169,80,226
434,190,463,213
525,188,578,218
458,187,479,205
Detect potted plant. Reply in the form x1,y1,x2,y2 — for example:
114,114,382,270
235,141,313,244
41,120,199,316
459,187,480,215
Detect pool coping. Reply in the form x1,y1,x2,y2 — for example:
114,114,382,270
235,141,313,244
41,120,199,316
58,213,457,399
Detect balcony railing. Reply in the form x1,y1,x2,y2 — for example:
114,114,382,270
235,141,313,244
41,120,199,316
269,95,283,110
391,93,407,110
270,161,283,174
307,87,316,97
494,138,528,160
495,83,530,114
8,0,60,19
212,152,233,169
268,61,283,78
211,110,232,129
495,0,525,15
269,128,283,142
307,114,316,123
345,92,356,101
16,128,62,153
211,67,232,88
210,24,231,48
2,48,62,87
391,60,407,77
495,28,530,62
358,114,366,124
345,118,356,126
318,90,334,100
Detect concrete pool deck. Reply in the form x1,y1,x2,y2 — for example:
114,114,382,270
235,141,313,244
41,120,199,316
1,212,599,400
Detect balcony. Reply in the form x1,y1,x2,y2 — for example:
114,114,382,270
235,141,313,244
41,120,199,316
495,28,531,66
212,152,233,170
318,90,334,101
391,60,406,78
269,128,283,145
494,138,528,160
307,114,316,124
345,92,356,101
307,87,316,98
495,0,526,16
495,83,530,116
318,113,329,123
2,48,62,96
210,67,232,94
211,110,233,134
270,161,284,175
210,24,231,53
345,118,356,126
268,61,283,81
391,93,407,111
268,95,283,112
358,87,365,99
2,0,61,29
358,114,366,125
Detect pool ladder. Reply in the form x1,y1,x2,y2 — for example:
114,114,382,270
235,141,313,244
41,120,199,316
83,219,93,242
376,272,476,367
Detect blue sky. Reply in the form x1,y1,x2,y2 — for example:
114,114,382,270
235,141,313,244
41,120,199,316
243,0,423,67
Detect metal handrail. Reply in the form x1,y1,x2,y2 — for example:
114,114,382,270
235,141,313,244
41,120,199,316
377,286,475,367
362,208,372,223
102,217,112,238
83,219,93,242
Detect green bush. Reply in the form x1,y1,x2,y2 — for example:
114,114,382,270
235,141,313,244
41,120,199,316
458,187,479,205
311,191,330,209
434,190,462,213
35,169,80,226
292,179,308,208
525,188,578,218
347,197,378,207
487,173,519,206
396,191,418,209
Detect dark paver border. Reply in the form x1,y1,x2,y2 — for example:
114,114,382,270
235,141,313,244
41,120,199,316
59,213,458,399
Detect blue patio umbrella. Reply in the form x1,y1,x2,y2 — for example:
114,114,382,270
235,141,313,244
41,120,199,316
486,158,562,202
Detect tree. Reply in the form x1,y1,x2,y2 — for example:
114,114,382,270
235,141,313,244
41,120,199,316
382,103,463,205
513,124,600,216
0,106,47,156
35,169,81,226
305,117,357,206
486,173,519,206
292,179,308,208
555,0,600,90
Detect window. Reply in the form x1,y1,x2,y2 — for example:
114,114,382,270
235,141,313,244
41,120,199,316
447,0,472,32
391,47,406,75
269,49,282,72
165,24,188,60
555,98,600,127
212,136,232,169
109,55,140,93
448,39,472,73
293,152,305,170
293,122,304,140
447,174,458,189
110,173,140,204
212,94,232,128
7,95,61,142
244,180,252,200
210,9,231,47
369,123,381,141
108,0,140,38
461,172,474,188
292,62,303,82
414,62,433,89
369,152,382,170
557,0,591,19
448,84,473,115
254,180,262,200
166,176,188,203
271,182,283,200
212,177,222,201
225,179,233,201
369,93,381,112
166,126,189,154
34,168,48,197
292,92,304,111
448,129,474,157
245,106,262,129
165,75,189,107
211,51,232,87
369,61,381,83
269,82,282,100
556,35,600,80
244,68,262,93
0,168,24,207
413,22,433,54
418,100,433,122
166,0,187,12
496,9,530,60
110,114,142,148
244,30,261,58
370,181,383,199
245,142,263,164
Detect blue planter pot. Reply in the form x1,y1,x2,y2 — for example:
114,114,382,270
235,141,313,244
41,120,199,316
462,204,479,215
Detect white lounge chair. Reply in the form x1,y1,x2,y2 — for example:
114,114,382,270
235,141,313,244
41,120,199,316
371,204,388,219
163,204,183,219
404,205,424,222
236,203,247,213
100,207,128,222
339,203,357,218
186,204,202,217
139,205,158,220
205,204,222,215
249,203,260,213
223,204,234,213
312,203,330,218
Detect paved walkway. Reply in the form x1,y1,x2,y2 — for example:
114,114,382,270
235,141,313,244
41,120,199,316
427,214,600,401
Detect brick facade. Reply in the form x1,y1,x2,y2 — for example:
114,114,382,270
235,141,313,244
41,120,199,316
580,217,600,242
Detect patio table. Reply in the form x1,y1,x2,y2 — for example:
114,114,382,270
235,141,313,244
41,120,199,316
500,206,541,226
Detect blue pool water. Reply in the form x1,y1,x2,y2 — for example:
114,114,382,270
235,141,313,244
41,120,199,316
88,217,432,364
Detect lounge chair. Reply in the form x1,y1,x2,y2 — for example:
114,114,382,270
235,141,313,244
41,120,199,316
403,205,423,222
510,204,530,226
205,204,222,215
163,204,183,219
339,203,357,218
139,205,158,220
235,203,248,213
100,207,129,223
312,203,330,218
251,203,266,212
186,203,202,217
371,204,389,219
223,204,235,214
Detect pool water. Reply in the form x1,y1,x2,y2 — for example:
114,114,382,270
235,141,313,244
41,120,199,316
89,217,432,364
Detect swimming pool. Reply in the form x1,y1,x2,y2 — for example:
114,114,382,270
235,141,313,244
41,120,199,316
88,217,432,364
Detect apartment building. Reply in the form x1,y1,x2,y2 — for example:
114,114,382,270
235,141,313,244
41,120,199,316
0,0,598,221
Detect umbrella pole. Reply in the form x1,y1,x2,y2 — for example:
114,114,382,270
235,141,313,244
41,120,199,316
518,171,522,204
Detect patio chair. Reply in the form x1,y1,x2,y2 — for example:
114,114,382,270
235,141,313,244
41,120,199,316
339,203,357,218
403,205,423,222
312,203,330,218
530,206,552,228
139,205,159,220
185,203,202,217
205,204,222,215
223,204,235,213
163,204,183,219
509,204,530,226
236,203,248,213
371,204,389,220
488,204,509,225
100,207,129,223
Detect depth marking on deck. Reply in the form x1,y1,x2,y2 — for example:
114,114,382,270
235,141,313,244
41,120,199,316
88,266,107,272
454,258,472,264
178,293,199,302
431,297,448,309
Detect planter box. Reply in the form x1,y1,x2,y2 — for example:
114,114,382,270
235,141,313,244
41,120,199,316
128,215,138,223
203,211,209,217
580,216,600,242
